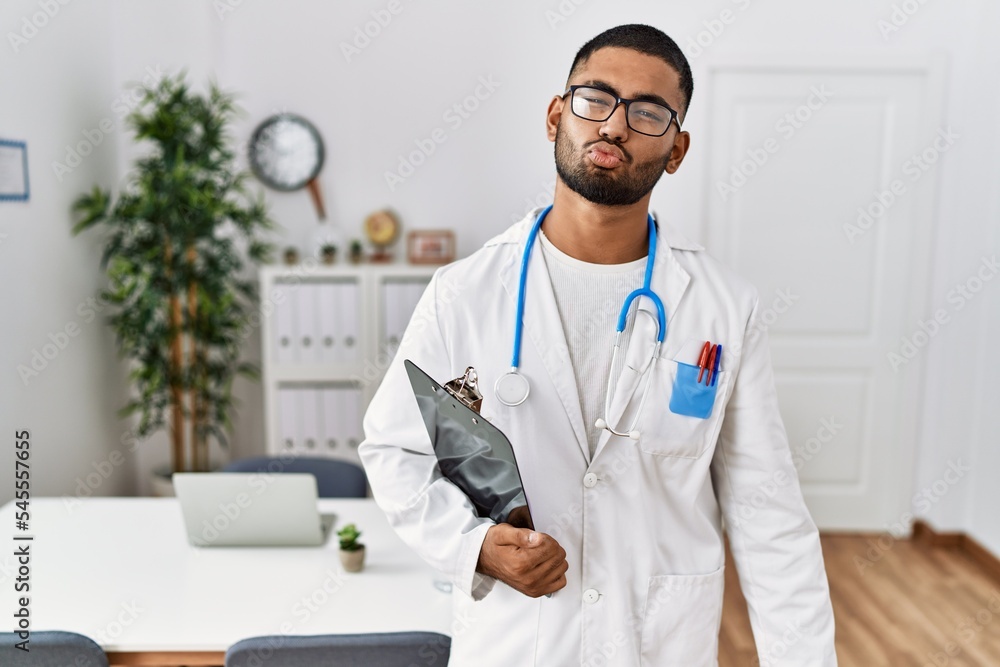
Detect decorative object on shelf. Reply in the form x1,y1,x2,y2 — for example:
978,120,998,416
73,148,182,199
408,230,455,265
0,138,30,202
321,243,337,265
363,208,400,263
338,523,365,572
349,239,364,264
283,246,299,265
248,113,327,220
71,71,275,480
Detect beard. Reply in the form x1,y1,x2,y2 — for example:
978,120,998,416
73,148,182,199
554,124,671,207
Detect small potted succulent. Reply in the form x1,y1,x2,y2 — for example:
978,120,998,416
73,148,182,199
338,523,365,572
283,246,299,265
349,239,364,264
320,243,337,265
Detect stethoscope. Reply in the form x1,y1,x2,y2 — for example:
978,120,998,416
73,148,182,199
494,204,667,440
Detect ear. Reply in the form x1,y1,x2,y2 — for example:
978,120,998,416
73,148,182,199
545,95,565,142
664,130,691,174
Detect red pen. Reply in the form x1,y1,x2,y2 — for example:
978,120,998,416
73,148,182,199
696,341,710,383
705,344,718,385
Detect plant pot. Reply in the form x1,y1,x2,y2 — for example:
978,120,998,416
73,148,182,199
284,247,299,265
321,248,337,265
340,546,365,572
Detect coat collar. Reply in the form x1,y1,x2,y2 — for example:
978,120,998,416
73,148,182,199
495,206,696,465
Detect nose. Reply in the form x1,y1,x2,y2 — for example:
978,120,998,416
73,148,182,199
599,101,629,143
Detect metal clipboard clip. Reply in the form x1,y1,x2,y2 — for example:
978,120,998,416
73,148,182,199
443,366,483,415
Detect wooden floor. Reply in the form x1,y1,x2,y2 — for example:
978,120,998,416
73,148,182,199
719,534,1000,666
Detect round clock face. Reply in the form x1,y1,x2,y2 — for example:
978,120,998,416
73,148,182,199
248,114,324,191
365,210,399,246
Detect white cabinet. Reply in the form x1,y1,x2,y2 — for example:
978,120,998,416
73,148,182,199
260,264,436,464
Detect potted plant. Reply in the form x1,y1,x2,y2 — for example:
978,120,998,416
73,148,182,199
283,246,299,265
320,243,337,265
71,70,275,492
349,239,364,264
338,523,365,572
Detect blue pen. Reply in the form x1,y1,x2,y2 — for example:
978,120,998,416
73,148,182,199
710,345,722,386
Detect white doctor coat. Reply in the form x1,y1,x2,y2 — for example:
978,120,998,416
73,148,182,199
358,207,838,666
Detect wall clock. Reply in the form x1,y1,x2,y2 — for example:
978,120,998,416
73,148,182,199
248,113,327,220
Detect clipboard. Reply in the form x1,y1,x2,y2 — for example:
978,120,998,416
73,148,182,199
404,359,535,530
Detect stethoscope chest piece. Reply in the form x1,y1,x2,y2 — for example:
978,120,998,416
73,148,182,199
495,370,530,407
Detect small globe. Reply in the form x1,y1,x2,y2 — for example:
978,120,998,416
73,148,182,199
364,209,400,247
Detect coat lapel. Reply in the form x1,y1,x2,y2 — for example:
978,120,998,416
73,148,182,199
499,229,591,465
591,233,692,461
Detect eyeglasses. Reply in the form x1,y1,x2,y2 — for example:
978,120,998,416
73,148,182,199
561,85,680,137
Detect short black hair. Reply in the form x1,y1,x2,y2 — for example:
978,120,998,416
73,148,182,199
567,24,694,116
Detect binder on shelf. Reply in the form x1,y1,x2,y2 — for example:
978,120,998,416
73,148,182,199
278,387,300,451
382,279,403,355
272,283,297,364
320,385,343,452
317,282,339,364
298,387,322,452
343,386,363,450
293,283,320,365
340,280,361,362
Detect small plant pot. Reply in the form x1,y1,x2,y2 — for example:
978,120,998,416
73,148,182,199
340,546,365,572
284,247,299,265
321,248,337,265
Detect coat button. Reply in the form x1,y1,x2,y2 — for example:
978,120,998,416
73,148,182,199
583,473,598,488
583,588,600,604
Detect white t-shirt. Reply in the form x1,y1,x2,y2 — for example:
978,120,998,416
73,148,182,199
538,229,646,458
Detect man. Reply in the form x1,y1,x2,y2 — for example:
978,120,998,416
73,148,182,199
359,24,838,666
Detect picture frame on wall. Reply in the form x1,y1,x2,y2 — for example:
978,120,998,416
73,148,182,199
0,139,29,202
407,230,455,265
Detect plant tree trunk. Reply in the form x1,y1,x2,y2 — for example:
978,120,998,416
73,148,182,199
165,240,186,473
186,244,206,472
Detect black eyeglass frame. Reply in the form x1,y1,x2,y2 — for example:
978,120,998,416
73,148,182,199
560,84,682,137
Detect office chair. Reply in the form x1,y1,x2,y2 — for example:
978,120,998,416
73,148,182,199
0,630,108,666
225,632,451,667
221,456,368,498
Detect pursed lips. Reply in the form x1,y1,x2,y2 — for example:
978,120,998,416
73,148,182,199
586,142,627,168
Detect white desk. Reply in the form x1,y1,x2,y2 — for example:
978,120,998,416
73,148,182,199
0,498,452,666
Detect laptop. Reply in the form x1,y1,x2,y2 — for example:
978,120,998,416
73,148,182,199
173,472,336,547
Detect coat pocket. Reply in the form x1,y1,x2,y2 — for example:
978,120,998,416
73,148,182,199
639,564,725,666
638,360,730,459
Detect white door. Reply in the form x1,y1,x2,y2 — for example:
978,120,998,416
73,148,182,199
704,58,946,530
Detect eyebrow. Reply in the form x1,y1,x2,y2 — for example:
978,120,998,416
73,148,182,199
577,79,675,110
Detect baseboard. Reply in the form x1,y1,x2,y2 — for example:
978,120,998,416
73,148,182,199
911,519,1000,582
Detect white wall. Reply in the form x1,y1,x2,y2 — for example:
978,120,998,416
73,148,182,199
1,0,134,498
2,0,997,553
